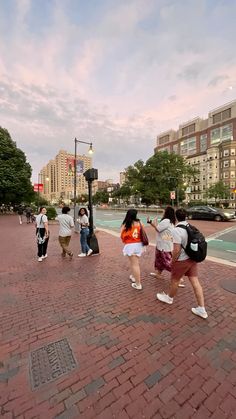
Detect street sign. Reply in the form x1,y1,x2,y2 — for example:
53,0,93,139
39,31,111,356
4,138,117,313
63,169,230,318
34,183,43,192
170,191,176,200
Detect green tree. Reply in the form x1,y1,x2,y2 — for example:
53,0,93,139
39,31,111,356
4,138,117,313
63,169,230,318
206,181,231,204
112,184,132,203
92,190,109,205
124,151,197,205
0,127,34,204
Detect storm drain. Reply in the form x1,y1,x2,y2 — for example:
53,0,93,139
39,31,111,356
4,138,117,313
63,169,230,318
29,338,77,390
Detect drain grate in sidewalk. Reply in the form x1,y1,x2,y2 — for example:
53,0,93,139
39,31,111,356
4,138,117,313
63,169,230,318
29,338,77,390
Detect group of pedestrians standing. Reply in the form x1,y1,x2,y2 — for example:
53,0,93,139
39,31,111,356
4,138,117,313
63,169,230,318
121,206,208,320
34,206,93,262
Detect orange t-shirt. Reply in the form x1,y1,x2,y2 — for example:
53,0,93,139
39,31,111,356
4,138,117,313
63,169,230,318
121,223,141,244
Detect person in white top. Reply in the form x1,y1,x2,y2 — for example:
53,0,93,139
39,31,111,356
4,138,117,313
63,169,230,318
77,207,93,257
148,206,175,275
35,207,49,262
55,206,74,259
148,206,185,287
156,208,208,319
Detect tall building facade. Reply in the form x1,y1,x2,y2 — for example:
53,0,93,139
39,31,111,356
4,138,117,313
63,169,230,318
155,100,236,206
40,150,92,204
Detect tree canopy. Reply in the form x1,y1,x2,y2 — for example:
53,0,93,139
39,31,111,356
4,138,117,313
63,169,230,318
92,190,109,205
119,151,197,205
206,181,231,202
0,127,34,204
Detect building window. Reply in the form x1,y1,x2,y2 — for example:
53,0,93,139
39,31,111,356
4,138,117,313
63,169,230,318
223,149,229,157
212,108,231,124
223,172,229,178
182,123,195,137
210,128,220,145
159,135,170,145
231,160,235,167
231,171,235,178
222,124,233,141
180,137,196,156
231,149,235,155
200,134,207,152
223,161,229,168
210,124,232,145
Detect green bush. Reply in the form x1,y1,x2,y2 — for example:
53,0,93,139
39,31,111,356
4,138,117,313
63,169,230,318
46,206,57,220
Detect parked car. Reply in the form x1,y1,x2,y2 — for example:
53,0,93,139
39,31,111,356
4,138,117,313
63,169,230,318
148,204,160,209
186,206,235,221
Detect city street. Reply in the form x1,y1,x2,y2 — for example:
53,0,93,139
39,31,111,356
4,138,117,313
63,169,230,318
95,209,236,264
0,215,236,418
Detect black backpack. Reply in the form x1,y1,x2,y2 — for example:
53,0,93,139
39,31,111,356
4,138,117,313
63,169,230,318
177,223,207,263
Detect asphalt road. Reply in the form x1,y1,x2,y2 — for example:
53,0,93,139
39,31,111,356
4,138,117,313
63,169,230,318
95,209,236,264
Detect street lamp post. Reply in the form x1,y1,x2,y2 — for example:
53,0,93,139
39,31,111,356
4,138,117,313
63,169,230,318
73,137,93,221
84,168,99,254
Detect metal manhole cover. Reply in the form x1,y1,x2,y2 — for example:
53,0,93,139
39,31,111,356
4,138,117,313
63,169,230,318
29,338,77,390
219,278,236,295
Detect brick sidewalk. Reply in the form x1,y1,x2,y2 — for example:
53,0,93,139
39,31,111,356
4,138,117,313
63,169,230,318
0,216,235,419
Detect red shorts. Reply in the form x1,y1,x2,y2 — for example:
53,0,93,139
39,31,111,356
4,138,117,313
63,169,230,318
171,259,198,281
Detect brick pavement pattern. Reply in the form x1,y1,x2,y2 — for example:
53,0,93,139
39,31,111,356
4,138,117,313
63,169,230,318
0,215,236,419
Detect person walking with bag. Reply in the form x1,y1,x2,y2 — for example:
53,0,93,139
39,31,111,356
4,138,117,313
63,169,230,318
77,207,93,257
56,206,74,259
35,207,49,262
148,206,185,287
156,208,208,319
148,206,175,277
121,209,148,290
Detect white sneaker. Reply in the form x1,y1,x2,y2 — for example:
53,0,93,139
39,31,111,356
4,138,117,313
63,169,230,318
42,254,47,259
78,253,86,257
191,307,208,319
131,283,143,290
156,292,173,304
38,257,43,262
87,249,93,256
129,275,136,283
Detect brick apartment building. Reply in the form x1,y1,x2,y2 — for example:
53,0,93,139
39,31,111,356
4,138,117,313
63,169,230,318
154,100,236,206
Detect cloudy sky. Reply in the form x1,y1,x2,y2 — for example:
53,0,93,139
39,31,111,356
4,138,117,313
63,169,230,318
0,0,236,182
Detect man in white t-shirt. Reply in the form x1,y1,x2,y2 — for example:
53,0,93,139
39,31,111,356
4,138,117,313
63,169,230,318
157,208,208,319
55,206,74,259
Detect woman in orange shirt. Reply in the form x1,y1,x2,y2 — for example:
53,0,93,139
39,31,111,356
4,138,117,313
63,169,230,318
121,209,146,290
